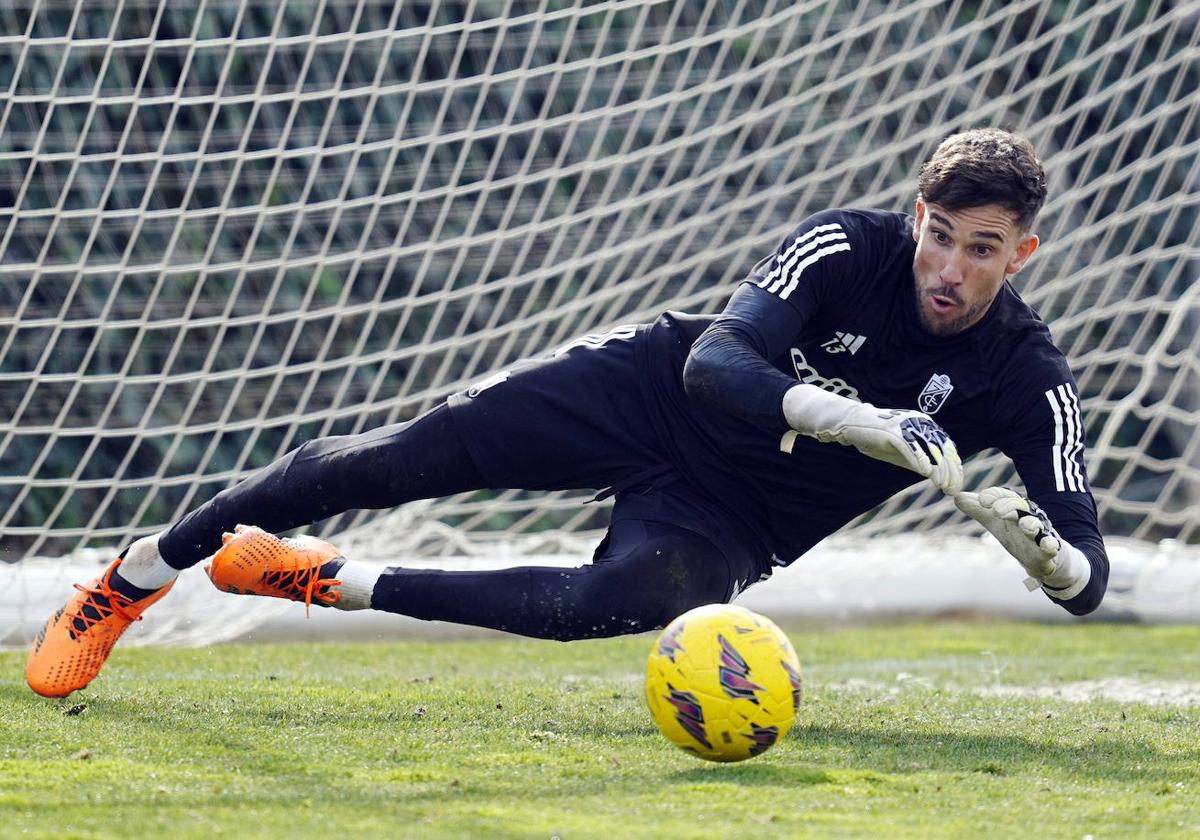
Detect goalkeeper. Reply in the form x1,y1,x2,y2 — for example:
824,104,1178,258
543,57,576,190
27,128,1108,697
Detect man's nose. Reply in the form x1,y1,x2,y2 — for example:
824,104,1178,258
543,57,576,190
939,252,966,285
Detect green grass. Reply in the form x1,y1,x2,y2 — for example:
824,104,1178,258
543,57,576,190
4,621,1200,838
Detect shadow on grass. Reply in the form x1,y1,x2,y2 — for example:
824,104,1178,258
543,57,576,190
671,763,837,785
667,722,1200,786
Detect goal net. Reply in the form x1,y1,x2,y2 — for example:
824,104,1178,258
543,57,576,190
2,0,1198,645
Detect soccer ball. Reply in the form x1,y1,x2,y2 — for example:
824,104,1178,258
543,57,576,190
645,603,802,762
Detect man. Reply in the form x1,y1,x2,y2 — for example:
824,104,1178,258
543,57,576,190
27,128,1108,698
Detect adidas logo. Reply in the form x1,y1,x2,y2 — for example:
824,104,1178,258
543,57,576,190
821,332,866,355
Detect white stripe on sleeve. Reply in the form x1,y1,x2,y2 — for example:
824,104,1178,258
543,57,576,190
775,242,853,300
1059,383,1086,491
1045,385,1084,492
757,224,850,300
1047,388,1066,492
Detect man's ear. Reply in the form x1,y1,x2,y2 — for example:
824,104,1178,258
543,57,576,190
913,198,926,242
1007,232,1039,275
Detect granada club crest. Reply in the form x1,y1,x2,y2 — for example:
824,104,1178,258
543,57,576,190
918,373,954,414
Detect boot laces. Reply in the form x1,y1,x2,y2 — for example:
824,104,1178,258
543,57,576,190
263,558,341,615
67,569,139,638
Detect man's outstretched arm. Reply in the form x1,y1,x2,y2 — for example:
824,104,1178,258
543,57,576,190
953,379,1108,616
685,284,962,494
953,487,1107,615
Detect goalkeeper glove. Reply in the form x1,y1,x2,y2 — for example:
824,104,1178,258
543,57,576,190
781,383,963,494
953,487,1091,600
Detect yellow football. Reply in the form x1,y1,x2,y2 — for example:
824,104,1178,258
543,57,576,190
645,603,802,762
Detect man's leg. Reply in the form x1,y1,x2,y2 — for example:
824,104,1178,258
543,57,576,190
367,518,737,639
30,329,666,695
156,403,483,571
26,403,486,697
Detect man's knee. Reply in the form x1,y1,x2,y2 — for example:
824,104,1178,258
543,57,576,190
284,408,482,507
284,427,404,506
638,529,734,622
548,526,732,640
276,435,349,508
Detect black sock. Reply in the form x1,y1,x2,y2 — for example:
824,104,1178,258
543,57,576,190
317,558,346,588
107,568,160,601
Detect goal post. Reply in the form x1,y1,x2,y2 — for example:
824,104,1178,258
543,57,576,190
2,0,1199,646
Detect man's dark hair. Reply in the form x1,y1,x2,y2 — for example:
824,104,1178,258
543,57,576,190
917,128,1047,230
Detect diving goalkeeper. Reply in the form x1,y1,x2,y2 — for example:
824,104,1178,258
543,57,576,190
27,128,1108,698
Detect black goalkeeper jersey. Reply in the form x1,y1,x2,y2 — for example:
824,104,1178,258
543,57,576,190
635,207,1106,612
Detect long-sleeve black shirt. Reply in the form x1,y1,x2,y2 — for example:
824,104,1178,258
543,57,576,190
633,207,1107,615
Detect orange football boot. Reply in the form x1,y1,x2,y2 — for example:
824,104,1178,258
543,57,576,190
26,559,176,698
205,525,344,613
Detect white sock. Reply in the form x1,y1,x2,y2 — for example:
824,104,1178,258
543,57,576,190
116,533,180,590
332,560,380,611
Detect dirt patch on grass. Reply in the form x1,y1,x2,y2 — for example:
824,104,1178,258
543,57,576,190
823,676,1200,707
980,678,1200,707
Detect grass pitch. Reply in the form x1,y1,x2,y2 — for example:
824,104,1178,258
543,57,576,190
4,620,1200,839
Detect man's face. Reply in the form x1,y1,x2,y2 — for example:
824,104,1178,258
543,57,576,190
911,199,1039,336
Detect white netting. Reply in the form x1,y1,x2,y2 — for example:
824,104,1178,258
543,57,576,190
1,0,1198,644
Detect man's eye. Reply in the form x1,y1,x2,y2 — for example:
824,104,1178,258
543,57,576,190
974,246,992,257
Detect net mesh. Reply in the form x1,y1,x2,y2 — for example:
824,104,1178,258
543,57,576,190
2,0,1198,642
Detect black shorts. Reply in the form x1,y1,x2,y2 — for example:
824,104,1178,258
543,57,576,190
447,327,772,586
449,327,663,491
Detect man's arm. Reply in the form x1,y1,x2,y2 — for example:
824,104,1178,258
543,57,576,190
954,380,1108,615
684,285,963,493
683,208,860,429
954,488,1106,614
683,284,801,431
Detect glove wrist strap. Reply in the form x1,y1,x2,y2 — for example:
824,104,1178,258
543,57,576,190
1039,542,1091,601
781,383,862,437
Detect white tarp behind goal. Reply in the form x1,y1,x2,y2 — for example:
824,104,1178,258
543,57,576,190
5,534,1200,649
1,1,1198,645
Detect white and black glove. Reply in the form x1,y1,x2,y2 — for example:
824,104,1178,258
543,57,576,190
781,383,963,494
954,487,1091,600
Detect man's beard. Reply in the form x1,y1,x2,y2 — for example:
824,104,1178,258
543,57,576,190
915,285,988,336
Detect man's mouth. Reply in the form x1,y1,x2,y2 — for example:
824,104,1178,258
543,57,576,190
928,293,959,313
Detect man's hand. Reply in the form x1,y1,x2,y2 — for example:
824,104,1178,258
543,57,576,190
781,384,963,493
814,405,963,494
777,386,964,494
954,487,1090,599
840,407,963,495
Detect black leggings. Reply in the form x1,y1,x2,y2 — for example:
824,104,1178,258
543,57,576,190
159,404,486,568
158,404,735,640
374,516,733,640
